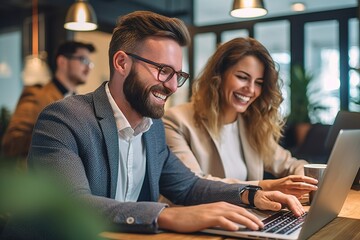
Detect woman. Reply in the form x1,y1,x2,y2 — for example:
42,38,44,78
163,37,317,197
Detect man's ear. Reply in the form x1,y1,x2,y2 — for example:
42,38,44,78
57,55,67,68
113,51,129,74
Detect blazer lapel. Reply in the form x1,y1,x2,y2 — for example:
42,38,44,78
202,120,222,157
201,120,227,176
93,82,119,198
143,129,157,201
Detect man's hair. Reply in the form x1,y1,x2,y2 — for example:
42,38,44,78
55,41,96,59
108,11,191,78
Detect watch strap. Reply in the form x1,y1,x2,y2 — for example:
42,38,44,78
241,185,262,208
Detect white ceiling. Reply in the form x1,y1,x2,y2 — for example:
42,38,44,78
195,0,357,26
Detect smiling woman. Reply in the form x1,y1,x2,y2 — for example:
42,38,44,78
162,37,315,199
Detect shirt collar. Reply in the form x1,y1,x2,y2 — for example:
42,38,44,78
53,77,71,96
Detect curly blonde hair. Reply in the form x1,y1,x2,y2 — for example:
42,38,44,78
191,37,284,160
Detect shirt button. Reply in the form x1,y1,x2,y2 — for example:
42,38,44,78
126,217,135,224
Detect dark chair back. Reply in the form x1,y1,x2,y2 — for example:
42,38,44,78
323,111,360,186
292,123,331,164
324,111,360,151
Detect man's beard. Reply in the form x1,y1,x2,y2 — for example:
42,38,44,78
123,67,171,119
68,72,86,86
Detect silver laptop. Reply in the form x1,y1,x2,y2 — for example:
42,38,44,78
202,129,360,240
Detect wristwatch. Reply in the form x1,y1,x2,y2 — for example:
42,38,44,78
240,185,262,208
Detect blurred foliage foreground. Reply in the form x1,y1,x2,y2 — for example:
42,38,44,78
0,159,108,240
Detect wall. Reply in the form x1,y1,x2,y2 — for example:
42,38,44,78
74,31,111,94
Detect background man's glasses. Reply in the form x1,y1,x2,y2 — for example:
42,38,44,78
125,52,189,87
64,55,94,69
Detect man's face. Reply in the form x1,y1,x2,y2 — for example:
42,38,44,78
123,66,172,118
123,37,183,118
66,48,93,86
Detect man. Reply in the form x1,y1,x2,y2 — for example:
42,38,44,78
1,41,95,158
28,11,305,233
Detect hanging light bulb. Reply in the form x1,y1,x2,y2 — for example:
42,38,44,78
22,54,51,86
291,2,306,12
230,0,268,18
64,0,98,31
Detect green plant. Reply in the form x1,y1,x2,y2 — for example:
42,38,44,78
287,64,313,124
350,67,360,108
0,167,108,239
0,106,11,148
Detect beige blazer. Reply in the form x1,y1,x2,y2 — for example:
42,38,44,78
163,102,307,185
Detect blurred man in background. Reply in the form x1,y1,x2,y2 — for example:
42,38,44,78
1,41,95,160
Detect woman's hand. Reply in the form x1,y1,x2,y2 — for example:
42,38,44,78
253,190,305,217
259,175,318,198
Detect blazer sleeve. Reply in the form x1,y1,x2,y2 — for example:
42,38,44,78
263,139,308,177
156,131,249,207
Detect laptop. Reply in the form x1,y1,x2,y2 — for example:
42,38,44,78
202,129,360,240
324,111,360,186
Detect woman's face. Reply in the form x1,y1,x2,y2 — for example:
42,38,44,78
221,55,264,123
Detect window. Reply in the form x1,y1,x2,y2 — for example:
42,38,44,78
194,33,216,78
305,20,340,124
0,30,22,112
221,29,248,43
254,20,290,116
349,18,360,112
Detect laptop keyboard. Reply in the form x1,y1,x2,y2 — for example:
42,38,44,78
260,211,308,235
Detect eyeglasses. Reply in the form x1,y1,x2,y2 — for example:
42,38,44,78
125,52,189,87
64,55,94,69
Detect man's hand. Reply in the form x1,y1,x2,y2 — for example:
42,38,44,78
259,175,318,198
252,190,305,217
157,202,264,233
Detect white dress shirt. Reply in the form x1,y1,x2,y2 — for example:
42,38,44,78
218,121,247,180
105,83,152,202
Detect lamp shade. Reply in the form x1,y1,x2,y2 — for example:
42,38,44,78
230,0,267,18
64,0,97,31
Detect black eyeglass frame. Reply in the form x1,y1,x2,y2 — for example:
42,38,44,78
125,52,189,87
63,54,94,68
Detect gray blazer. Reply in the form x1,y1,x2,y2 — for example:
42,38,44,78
28,82,247,233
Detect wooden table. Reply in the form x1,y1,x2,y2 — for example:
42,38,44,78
101,189,360,240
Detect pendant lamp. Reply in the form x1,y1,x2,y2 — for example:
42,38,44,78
22,0,51,86
64,0,98,31
230,0,268,18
